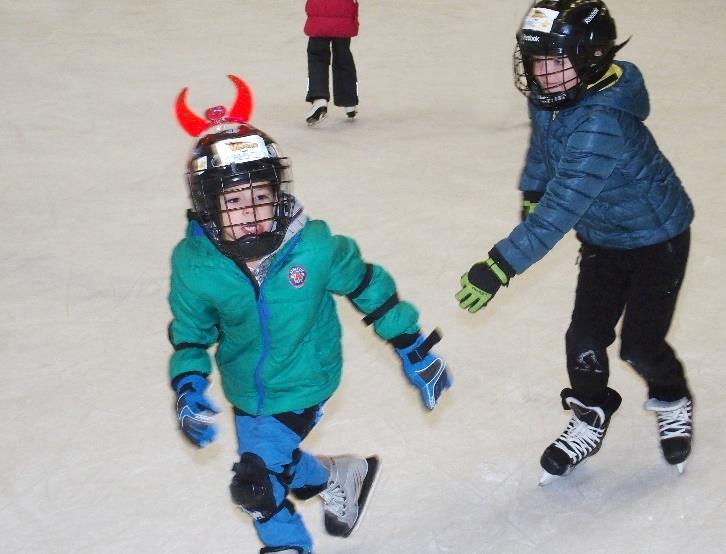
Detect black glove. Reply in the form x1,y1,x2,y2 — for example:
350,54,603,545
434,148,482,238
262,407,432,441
521,191,544,221
456,250,515,313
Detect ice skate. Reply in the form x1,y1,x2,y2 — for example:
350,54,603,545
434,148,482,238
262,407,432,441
644,396,692,473
259,548,305,554
306,99,328,126
319,455,380,537
539,388,621,485
344,106,358,120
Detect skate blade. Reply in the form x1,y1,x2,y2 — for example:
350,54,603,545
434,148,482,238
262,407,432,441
306,112,327,127
344,455,381,538
539,463,576,486
539,470,558,486
676,461,686,474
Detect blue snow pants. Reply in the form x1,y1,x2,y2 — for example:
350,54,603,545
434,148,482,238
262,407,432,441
232,403,329,553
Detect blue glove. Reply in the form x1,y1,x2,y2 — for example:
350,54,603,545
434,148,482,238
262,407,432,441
173,373,220,447
395,330,452,410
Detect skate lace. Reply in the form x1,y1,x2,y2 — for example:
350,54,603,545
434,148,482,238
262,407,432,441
553,416,604,463
656,402,693,439
320,483,346,518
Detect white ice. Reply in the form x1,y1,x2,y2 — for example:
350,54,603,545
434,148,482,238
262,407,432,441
2,1,725,553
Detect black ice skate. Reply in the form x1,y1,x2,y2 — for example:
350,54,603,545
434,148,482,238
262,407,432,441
306,99,328,126
344,106,358,120
539,388,622,485
319,455,380,537
260,547,305,554
644,396,693,473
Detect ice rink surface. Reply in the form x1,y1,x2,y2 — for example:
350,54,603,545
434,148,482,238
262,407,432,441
2,1,725,552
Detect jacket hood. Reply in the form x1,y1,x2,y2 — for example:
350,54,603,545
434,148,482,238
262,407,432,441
578,61,650,121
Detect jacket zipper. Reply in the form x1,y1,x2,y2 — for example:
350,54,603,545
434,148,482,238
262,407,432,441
254,292,270,415
241,233,304,416
231,260,266,415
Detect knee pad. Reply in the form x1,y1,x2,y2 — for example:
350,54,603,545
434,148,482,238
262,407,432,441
570,348,607,373
566,330,607,371
229,453,279,521
565,335,610,401
566,345,608,383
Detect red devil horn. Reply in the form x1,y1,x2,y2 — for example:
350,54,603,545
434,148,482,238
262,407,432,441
175,87,209,137
227,75,254,122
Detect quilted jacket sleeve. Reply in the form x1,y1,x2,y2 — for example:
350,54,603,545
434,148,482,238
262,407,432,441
327,233,420,341
167,246,220,381
495,111,625,274
519,127,549,194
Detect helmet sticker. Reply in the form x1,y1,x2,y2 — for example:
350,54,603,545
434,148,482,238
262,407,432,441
191,156,208,172
583,8,599,24
288,265,307,288
212,134,269,166
266,143,281,158
522,8,559,33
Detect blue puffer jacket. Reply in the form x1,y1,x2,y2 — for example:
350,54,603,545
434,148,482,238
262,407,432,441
495,61,694,275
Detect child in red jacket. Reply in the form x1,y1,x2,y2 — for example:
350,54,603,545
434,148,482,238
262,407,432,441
304,0,359,125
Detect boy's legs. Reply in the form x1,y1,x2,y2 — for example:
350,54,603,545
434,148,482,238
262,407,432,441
288,450,329,499
565,242,630,405
330,38,358,107
619,229,692,468
540,242,630,481
619,229,691,401
306,37,332,102
543,234,692,477
232,405,327,553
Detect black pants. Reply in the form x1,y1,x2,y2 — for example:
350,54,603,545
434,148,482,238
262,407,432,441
306,37,358,106
565,229,691,405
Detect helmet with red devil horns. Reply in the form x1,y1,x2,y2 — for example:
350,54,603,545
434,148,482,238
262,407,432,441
175,74,254,136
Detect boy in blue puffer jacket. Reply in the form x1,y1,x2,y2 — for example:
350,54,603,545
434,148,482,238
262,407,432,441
168,114,451,553
455,0,694,484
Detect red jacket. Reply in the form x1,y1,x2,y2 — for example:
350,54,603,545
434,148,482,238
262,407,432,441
304,0,359,38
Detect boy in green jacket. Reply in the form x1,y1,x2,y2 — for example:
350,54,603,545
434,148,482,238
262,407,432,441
168,120,451,554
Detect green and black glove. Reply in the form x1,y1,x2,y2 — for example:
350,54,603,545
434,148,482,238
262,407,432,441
521,191,544,221
455,250,515,313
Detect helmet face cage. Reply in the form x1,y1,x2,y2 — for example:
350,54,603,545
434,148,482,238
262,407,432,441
186,124,295,262
513,1,618,109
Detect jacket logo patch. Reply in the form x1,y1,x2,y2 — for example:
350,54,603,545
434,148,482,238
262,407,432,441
288,265,307,288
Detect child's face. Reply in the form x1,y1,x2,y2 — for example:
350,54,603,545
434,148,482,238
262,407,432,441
532,55,579,93
218,182,275,241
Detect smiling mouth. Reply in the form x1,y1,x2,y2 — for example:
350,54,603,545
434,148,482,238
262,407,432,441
225,223,263,238
241,223,263,235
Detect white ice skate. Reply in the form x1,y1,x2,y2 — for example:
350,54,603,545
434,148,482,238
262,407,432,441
319,455,380,537
644,397,693,474
306,99,328,126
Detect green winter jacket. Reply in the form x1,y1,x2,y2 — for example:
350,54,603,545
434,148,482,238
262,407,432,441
168,218,420,416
